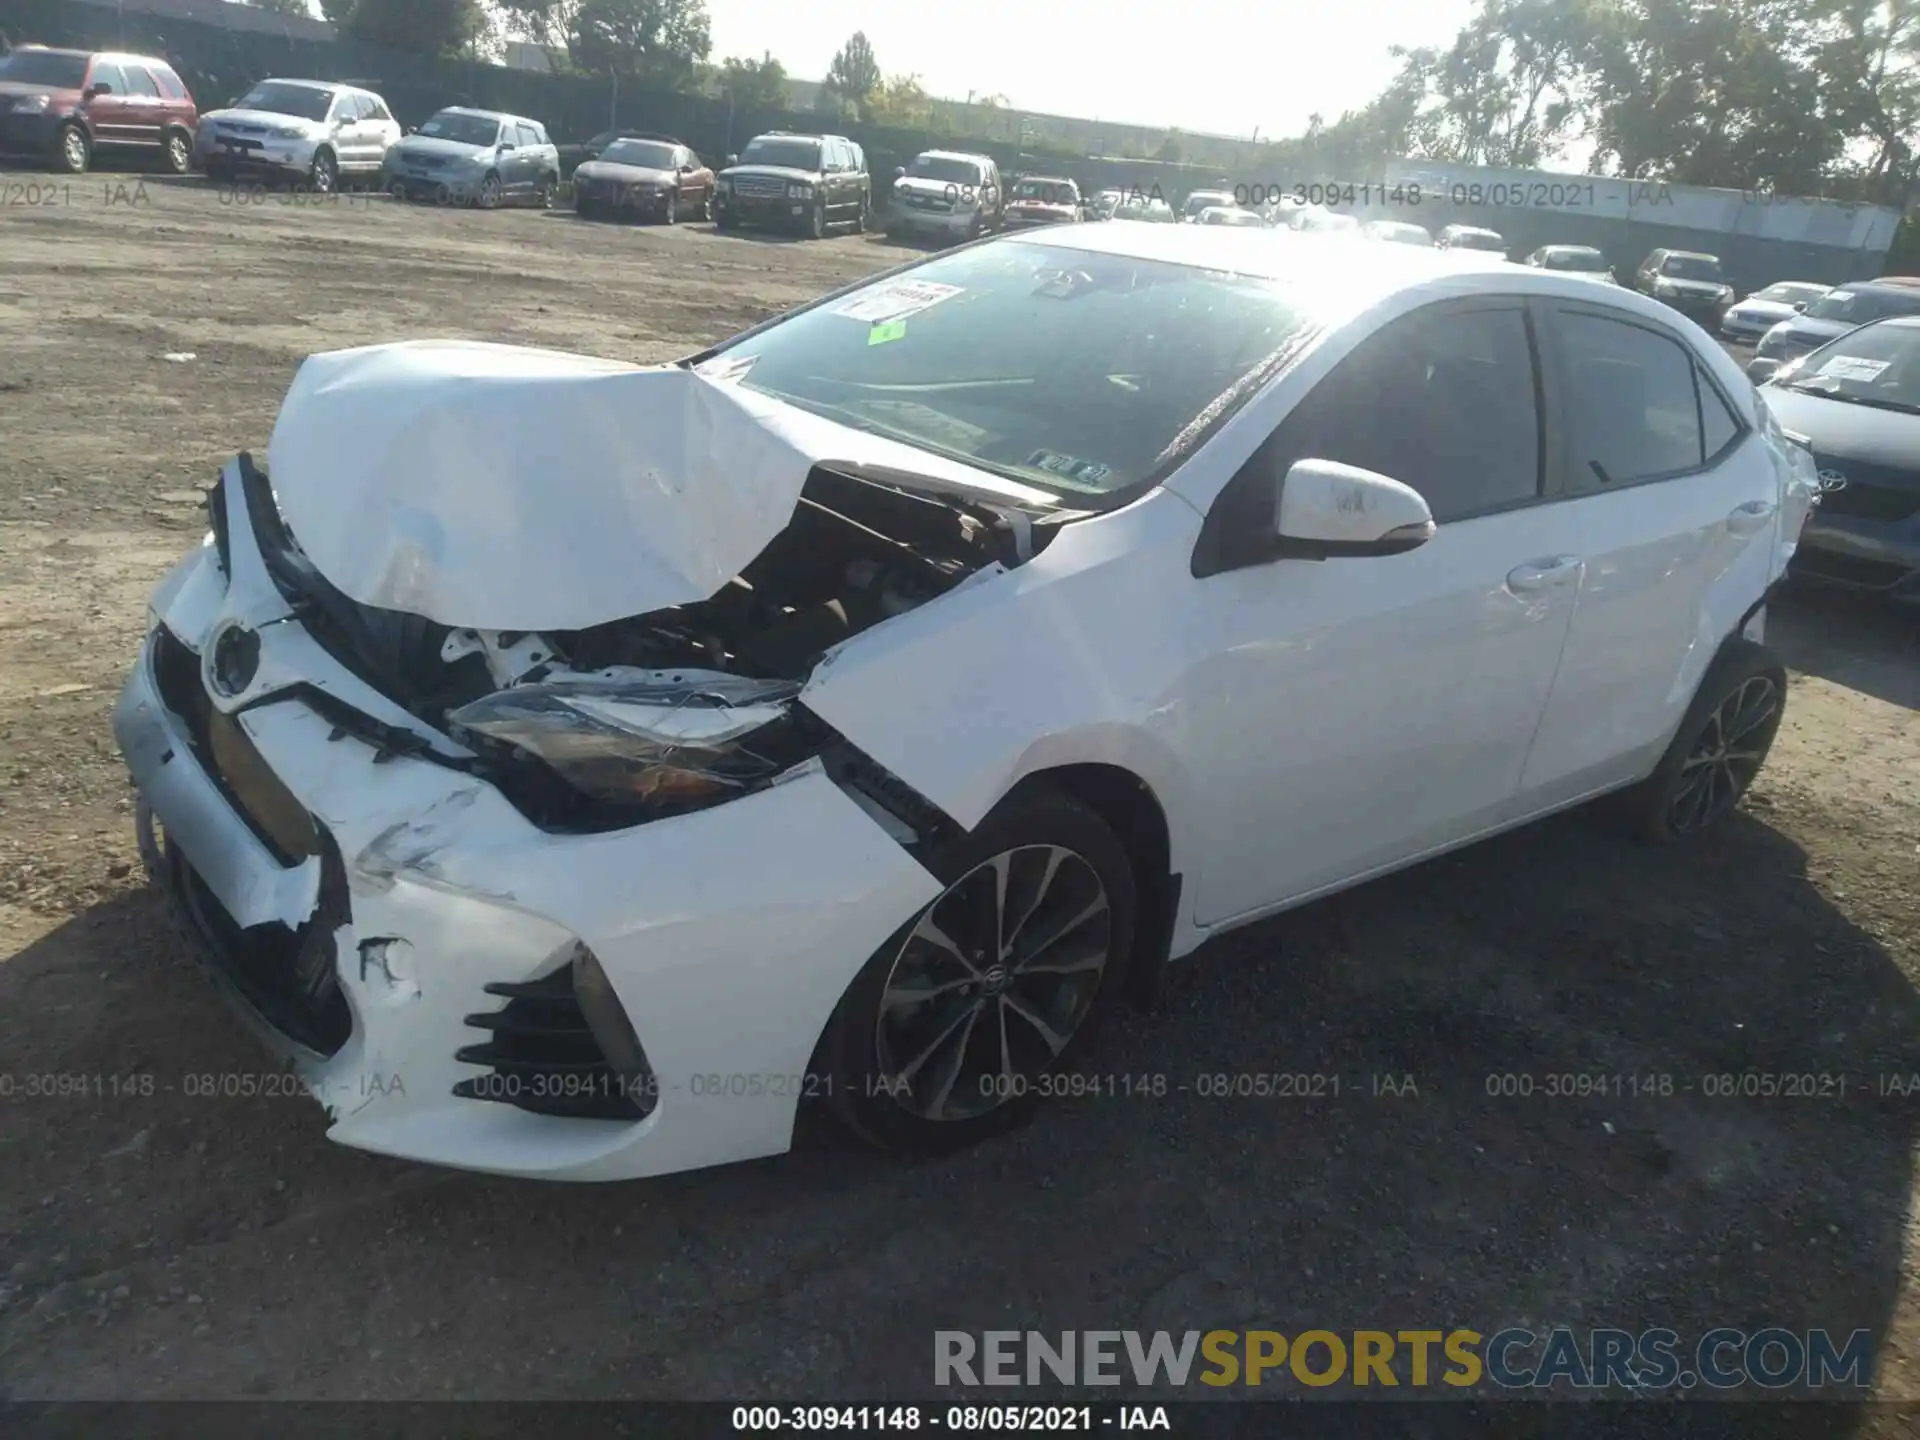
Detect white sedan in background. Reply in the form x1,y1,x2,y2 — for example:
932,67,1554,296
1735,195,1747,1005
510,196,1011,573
116,225,1817,1181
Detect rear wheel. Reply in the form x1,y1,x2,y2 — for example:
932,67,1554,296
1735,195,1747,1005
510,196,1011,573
821,787,1135,1154
1614,638,1787,842
56,122,89,175
533,173,557,210
161,127,192,175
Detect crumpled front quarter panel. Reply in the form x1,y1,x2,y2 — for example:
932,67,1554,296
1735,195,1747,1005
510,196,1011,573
801,493,1205,855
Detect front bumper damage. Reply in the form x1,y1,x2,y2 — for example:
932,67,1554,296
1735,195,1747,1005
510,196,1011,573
115,458,948,1180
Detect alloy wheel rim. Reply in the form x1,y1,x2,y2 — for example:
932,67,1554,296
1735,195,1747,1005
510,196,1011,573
63,130,85,168
874,845,1111,1123
167,135,188,170
1669,675,1778,832
312,159,334,193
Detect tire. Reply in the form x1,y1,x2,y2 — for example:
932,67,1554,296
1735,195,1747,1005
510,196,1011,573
204,157,233,185
696,189,712,222
856,192,871,233
533,173,557,210
662,186,678,225
575,195,596,220
307,148,337,195
161,127,192,176
55,122,89,176
820,786,1136,1155
1613,637,1787,843
808,196,826,239
476,172,503,210
715,207,738,231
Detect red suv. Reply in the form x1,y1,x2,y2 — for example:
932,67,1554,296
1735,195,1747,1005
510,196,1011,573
0,46,197,175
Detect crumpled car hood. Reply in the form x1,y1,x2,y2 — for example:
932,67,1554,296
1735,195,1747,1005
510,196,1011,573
264,339,1057,633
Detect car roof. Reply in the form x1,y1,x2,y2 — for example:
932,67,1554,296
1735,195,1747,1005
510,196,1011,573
1445,224,1503,236
257,78,340,92
1018,175,1077,184
1660,249,1720,261
1859,275,1920,289
917,149,991,163
436,106,522,123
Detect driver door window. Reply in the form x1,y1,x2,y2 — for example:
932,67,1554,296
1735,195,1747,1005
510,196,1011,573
1276,302,1544,522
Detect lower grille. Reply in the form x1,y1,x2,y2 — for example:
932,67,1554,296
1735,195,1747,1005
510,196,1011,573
1812,480,1920,524
453,968,656,1120
733,175,786,198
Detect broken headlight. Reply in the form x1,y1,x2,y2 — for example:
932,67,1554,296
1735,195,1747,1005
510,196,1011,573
448,673,818,828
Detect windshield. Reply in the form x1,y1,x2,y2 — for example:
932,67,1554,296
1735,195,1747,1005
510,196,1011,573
601,139,677,169
1184,192,1232,212
1372,223,1431,244
418,111,501,147
906,155,982,185
0,51,88,87
1780,322,1920,413
1450,230,1505,251
233,82,334,121
1660,254,1723,281
700,239,1317,502
740,137,822,170
1205,209,1266,227
1804,287,1920,324
1013,179,1077,204
1754,282,1827,305
1542,247,1607,271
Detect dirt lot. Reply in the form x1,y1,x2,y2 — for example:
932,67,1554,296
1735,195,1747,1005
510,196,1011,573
1,172,1918,1422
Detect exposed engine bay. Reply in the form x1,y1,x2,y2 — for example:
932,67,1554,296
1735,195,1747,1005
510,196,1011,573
220,454,1047,833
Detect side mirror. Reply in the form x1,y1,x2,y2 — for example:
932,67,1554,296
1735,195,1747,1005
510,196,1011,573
1273,459,1435,558
85,82,112,98
1793,301,1808,312
1747,357,1784,385
893,166,906,179
405,124,416,135
498,140,516,151
726,153,739,167
679,162,693,173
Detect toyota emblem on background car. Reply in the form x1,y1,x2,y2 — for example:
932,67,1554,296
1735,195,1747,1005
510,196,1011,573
1815,469,1849,492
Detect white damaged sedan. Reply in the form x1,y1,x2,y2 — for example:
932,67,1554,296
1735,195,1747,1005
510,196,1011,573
116,225,1820,1180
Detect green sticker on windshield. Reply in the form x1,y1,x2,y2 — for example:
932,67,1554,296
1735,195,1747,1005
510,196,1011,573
868,318,908,346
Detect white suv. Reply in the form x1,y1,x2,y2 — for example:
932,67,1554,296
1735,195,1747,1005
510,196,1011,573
115,228,1818,1181
196,78,401,192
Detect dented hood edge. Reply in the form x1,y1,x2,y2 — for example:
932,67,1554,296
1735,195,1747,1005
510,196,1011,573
264,339,1059,633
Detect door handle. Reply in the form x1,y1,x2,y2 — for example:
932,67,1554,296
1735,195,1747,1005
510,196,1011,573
1506,555,1583,593
1727,499,1778,535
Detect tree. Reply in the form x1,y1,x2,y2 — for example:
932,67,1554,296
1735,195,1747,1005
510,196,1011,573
316,0,356,24
493,0,583,54
716,51,788,112
1153,129,1184,162
568,0,712,86
821,31,880,118
340,0,487,55
868,73,932,127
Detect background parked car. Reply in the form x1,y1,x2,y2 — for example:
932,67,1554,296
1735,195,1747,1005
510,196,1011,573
1293,205,1361,234
572,136,712,224
1112,194,1176,222
0,45,196,175
1719,281,1831,344
714,132,870,238
1755,315,1920,603
1523,245,1615,282
1198,205,1268,227
1090,188,1125,219
1002,176,1082,229
1179,187,1236,222
1362,219,1433,246
196,79,400,193
1436,224,1508,254
1634,248,1736,325
382,107,559,210
1747,278,1920,379
888,149,1002,242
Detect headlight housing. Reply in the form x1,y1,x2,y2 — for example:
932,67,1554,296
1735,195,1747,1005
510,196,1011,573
449,673,820,830
11,93,52,114
788,182,813,198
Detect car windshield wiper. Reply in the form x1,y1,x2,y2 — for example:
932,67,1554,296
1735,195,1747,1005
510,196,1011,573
1783,384,1920,415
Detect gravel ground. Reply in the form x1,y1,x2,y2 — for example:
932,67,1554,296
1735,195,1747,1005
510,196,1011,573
0,172,1917,1425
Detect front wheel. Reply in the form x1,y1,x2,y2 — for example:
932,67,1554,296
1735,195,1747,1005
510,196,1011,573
662,186,678,225
808,196,826,239
56,122,90,175
475,172,503,209
307,148,337,195
820,787,1135,1154
1614,637,1787,842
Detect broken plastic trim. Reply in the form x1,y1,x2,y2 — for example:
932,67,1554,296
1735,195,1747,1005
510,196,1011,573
789,707,967,878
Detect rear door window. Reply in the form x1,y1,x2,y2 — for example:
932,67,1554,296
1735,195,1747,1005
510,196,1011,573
123,66,161,98
1552,309,1709,485
88,61,128,94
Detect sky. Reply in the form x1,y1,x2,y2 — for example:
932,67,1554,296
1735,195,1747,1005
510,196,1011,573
703,0,1480,141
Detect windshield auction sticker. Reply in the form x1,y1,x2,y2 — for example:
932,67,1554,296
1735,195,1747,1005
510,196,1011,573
1815,355,1891,382
833,280,963,326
